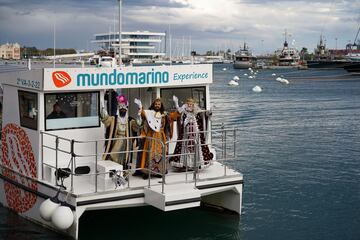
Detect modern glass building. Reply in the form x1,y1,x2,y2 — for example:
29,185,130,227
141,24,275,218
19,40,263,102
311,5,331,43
92,31,166,61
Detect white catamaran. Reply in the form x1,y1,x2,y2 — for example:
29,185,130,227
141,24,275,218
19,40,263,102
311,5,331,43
0,63,243,239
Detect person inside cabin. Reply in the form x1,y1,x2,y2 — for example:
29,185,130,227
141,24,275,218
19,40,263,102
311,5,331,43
46,103,67,119
100,95,139,169
169,96,213,170
134,98,171,179
104,89,118,116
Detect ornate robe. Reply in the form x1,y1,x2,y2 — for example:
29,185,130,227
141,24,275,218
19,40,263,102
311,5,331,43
169,107,213,170
102,113,138,168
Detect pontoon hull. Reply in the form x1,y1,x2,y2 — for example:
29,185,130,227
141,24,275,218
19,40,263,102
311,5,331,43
233,61,252,69
0,172,243,239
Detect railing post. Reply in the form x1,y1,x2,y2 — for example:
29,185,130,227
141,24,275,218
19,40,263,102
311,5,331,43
147,138,151,189
70,139,75,192
193,137,199,188
95,141,98,193
185,152,188,182
55,136,59,185
233,128,236,159
41,132,44,181
161,140,166,194
127,168,130,188
224,129,227,176
221,123,225,161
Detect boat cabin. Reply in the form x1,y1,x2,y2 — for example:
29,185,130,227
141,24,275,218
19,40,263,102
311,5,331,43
0,64,213,192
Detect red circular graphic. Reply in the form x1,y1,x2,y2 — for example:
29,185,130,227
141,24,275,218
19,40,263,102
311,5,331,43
1,123,38,213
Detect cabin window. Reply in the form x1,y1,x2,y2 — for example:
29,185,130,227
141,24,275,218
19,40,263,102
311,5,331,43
18,90,38,130
45,92,99,131
160,87,206,111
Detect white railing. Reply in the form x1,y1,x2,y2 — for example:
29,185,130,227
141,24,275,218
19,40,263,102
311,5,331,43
40,125,239,194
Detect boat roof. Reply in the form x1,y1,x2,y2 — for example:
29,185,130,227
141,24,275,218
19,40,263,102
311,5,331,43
0,64,213,92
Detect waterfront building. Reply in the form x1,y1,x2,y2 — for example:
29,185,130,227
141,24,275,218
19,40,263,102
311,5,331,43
0,43,21,60
91,31,166,62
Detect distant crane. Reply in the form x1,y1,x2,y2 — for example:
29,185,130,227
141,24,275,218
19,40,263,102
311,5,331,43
353,24,360,46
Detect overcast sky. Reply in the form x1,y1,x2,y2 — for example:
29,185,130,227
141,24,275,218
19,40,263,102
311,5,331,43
0,0,359,54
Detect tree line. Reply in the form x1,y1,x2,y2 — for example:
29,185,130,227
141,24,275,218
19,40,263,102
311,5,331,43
21,46,76,59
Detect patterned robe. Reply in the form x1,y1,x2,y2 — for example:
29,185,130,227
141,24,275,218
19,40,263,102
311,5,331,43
169,107,213,170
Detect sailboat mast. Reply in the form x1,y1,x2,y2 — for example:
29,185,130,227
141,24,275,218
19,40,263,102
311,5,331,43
118,0,122,66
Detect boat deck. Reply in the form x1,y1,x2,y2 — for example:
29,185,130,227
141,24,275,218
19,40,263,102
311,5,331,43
41,161,242,197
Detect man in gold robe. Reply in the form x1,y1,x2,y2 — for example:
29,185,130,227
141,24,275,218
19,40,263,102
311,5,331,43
134,98,171,178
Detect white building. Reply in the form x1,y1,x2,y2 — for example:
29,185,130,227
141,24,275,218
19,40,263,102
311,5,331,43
92,31,166,61
0,43,21,60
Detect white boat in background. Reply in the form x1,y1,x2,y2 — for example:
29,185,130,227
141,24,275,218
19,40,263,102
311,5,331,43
233,42,255,69
275,30,300,66
131,58,154,65
344,53,360,62
0,63,243,239
233,42,256,69
154,59,172,64
98,56,117,67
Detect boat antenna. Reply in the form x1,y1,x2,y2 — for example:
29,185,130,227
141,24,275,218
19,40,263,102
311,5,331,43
108,26,111,51
118,0,122,66
113,12,116,55
169,23,172,65
53,16,56,68
353,24,360,46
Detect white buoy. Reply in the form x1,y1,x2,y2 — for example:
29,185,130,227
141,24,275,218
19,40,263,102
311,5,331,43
248,76,254,79
281,79,289,84
39,198,61,221
252,85,262,92
244,73,248,76
276,77,289,84
272,73,276,76
51,206,74,230
228,80,239,86
222,68,227,71
233,76,240,81
248,67,252,71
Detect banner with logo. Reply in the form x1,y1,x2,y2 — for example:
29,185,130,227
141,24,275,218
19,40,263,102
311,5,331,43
43,64,213,91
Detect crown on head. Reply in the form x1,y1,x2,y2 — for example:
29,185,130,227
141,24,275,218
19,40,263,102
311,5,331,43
116,95,128,109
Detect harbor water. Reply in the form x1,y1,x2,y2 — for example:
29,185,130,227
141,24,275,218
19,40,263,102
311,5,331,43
1,65,360,240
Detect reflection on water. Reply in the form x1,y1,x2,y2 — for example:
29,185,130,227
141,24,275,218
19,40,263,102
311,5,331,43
0,207,68,240
79,206,241,240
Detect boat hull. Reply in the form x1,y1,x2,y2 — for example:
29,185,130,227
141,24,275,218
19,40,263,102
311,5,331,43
233,61,252,69
343,63,360,74
306,60,352,69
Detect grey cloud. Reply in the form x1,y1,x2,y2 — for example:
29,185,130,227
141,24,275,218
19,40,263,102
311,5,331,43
15,11,31,16
0,0,359,54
